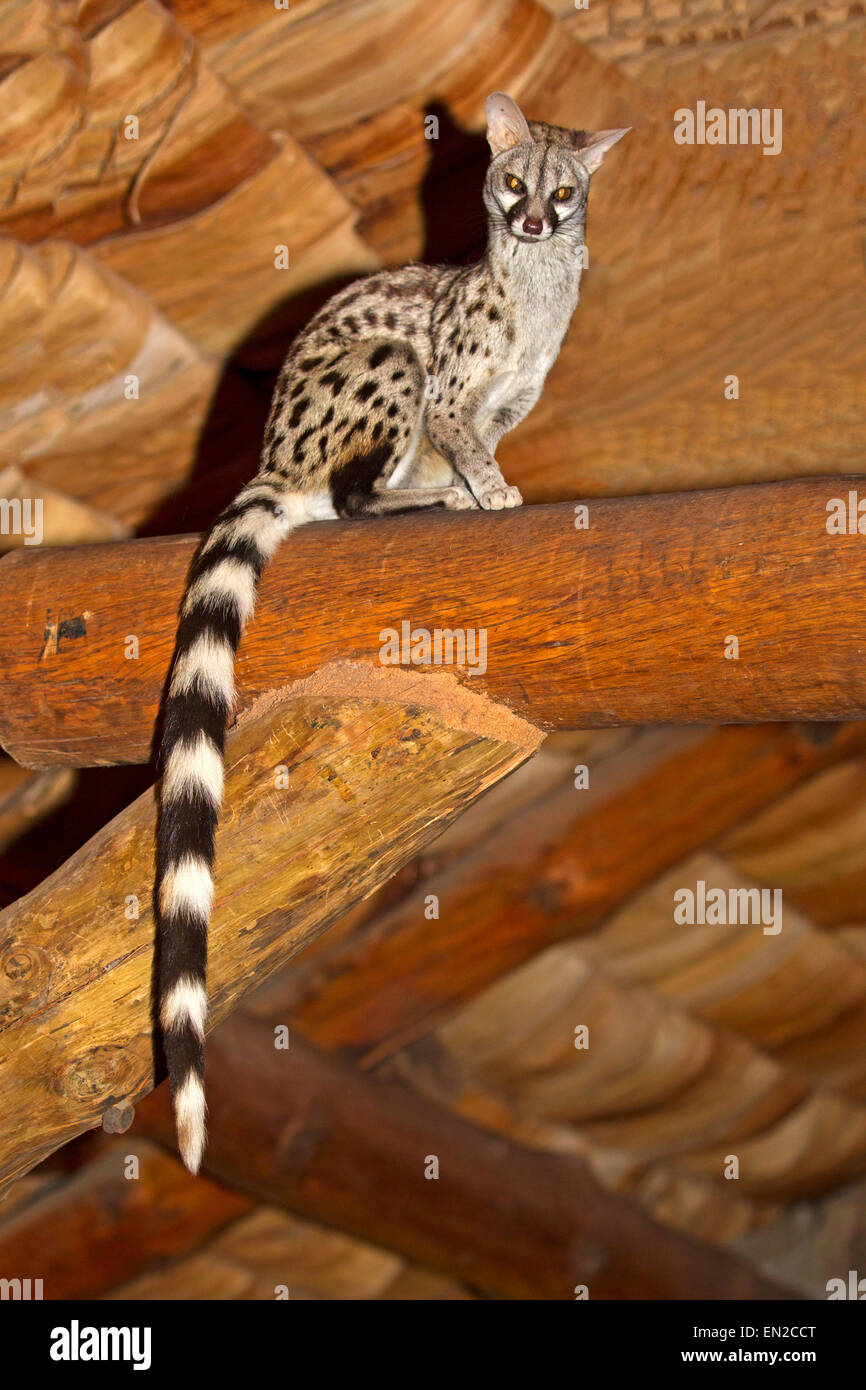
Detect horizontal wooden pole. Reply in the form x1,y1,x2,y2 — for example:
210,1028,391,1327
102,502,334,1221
1,479,865,768
136,1018,800,1301
0,674,536,1197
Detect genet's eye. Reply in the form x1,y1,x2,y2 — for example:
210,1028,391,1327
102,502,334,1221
553,186,573,202
505,174,525,194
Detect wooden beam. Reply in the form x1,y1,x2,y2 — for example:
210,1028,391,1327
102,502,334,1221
0,1142,250,1300
135,1017,801,1300
0,759,76,854
0,670,538,1197
1,479,864,769
254,721,866,1058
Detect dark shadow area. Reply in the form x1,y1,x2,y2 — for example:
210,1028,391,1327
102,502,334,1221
417,101,490,267
137,271,364,538
0,763,156,910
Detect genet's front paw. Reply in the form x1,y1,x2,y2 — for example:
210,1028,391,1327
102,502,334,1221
442,486,478,510
477,483,522,511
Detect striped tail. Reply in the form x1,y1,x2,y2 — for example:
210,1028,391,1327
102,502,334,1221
156,480,291,1173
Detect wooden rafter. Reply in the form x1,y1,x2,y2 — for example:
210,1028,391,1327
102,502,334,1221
267,722,866,1059
1,478,865,770
133,1015,801,1301
0,674,538,1196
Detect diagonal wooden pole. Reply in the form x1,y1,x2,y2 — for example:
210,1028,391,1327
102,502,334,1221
0,668,540,1197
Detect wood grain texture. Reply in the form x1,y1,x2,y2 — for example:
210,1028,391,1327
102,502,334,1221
0,238,252,530
0,1141,250,1299
1,479,864,769
108,1202,472,1301
91,139,378,357
0,2,380,531
0,757,76,854
2,1,861,558
504,26,866,501
0,1129,472,1300
303,2,641,263
238,721,866,1248
135,1015,801,1300
0,0,276,244
418,887,866,1200
362,749,866,1243
258,723,866,1059
0,675,536,1196
0,465,127,554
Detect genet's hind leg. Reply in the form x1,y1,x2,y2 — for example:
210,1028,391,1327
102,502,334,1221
323,340,430,516
341,484,476,517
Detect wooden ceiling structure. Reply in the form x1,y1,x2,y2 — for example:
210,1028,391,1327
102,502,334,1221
0,0,863,1299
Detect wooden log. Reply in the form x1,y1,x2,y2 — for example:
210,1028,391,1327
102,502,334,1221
106,1205,471,1301
2,479,865,769
0,1142,251,1301
136,1017,800,1300
0,466,127,554
0,1136,468,1301
0,239,253,532
0,670,538,1197
249,721,866,1058
91,141,378,358
0,758,76,854
0,3,275,244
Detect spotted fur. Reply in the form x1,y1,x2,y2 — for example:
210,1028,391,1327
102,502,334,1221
156,93,628,1173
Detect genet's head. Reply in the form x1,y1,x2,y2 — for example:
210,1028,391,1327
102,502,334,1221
483,92,629,245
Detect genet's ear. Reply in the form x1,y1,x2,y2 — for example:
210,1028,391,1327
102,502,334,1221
579,127,630,174
484,92,532,157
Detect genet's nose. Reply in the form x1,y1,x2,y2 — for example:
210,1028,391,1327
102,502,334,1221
522,217,543,236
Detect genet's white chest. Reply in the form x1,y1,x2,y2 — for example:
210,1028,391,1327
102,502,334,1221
476,338,559,418
479,369,519,414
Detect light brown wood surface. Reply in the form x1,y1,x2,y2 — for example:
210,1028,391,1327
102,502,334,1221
0,675,537,1197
